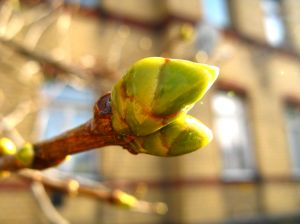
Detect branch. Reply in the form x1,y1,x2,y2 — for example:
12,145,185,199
0,98,71,223
0,97,166,216
0,37,116,80
0,100,38,139
0,57,219,171
0,94,131,171
19,168,168,215
31,181,70,224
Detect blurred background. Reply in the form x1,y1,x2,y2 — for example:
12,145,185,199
1,0,300,223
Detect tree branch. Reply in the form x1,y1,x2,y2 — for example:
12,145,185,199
0,93,132,171
18,169,167,215
0,95,166,216
0,100,39,143
0,37,117,80
31,181,70,224
19,168,168,215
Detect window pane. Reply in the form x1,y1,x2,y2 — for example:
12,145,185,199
39,82,98,178
261,0,285,46
64,0,99,8
202,0,230,28
284,104,300,176
43,108,68,139
212,91,255,180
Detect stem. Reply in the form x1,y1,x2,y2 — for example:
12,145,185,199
33,122,115,169
0,37,117,80
33,93,123,169
18,169,168,214
31,181,70,224
0,94,130,171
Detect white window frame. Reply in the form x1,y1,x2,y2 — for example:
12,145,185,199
202,0,231,28
284,103,300,177
212,90,256,181
261,0,286,47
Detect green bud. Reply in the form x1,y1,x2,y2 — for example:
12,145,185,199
112,57,218,136
130,115,213,156
16,143,34,167
0,137,17,156
112,190,138,208
179,23,194,41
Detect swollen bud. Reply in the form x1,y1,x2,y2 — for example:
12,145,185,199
112,190,138,208
16,143,34,167
130,115,213,156
0,137,17,156
179,23,194,41
111,57,218,136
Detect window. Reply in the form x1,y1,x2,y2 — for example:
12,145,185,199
64,0,99,8
212,91,255,180
284,103,300,177
202,0,231,28
39,81,98,179
261,0,285,46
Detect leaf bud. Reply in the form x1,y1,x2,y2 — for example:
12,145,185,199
111,57,218,136
130,115,213,156
0,137,17,156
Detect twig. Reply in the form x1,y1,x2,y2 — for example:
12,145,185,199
0,97,166,216
0,100,70,223
0,37,116,80
19,168,167,215
0,115,25,146
0,93,132,171
0,1,167,217
0,37,88,78
0,100,38,133
31,181,70,224
0,99,41,146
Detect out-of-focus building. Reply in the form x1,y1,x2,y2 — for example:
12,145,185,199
1,0,300,223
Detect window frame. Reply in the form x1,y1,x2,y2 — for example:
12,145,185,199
64,0,100,8
284,101,300,178
201,0,231,29
261,0,286,47
211,89,256,181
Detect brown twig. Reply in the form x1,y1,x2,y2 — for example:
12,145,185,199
19,168,168,215
30,181,70,224
0,96,166,216
0,93,132,171
0,100,39,143
0,37,116,80
0,98,71,223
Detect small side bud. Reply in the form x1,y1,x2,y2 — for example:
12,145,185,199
0,137,17,156
16,143,34,167
111,190,138,208
179,23,194,41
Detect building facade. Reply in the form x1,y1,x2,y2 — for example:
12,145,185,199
1,0,300,223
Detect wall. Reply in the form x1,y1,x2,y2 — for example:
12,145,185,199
1,0,300,224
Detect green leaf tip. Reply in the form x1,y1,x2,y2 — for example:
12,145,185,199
111,57,219,156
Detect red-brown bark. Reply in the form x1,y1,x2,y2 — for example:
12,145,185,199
0,93,131,171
